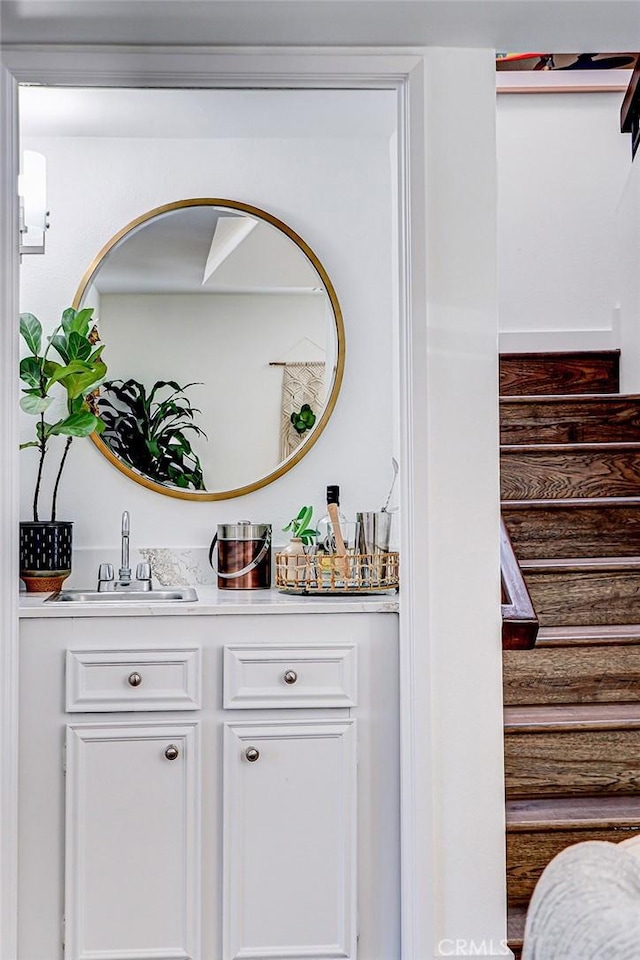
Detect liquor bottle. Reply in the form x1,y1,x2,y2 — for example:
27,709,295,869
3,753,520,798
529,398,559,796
317,485,348,554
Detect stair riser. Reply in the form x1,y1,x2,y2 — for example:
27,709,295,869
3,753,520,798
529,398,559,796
524,569,640,626
500,398,640,445
503,645,640,705
503,504,640,559
501,448,640,500
500,352,620,397
507,823,640,902
505,728,640,798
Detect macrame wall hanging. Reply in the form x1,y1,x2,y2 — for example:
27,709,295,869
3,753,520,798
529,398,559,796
278,361,326,460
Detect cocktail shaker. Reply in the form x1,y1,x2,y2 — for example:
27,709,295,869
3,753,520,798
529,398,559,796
356,511,392,585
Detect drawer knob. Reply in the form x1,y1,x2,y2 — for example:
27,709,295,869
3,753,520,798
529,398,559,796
164,744,179,761
245,747,260,763
283,669,298,685
128,672,142,687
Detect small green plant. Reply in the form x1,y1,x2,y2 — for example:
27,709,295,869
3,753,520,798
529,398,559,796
290,403,316,435
20,307,107,521
283,505,319,546
98,378,207,491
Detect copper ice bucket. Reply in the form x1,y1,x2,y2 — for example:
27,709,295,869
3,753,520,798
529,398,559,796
209,521,272,590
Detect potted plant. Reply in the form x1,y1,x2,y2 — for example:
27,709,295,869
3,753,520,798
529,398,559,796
282,505,319,546
98,378,207,490
290,403,316,435
281,506,319,585
19,307,107,591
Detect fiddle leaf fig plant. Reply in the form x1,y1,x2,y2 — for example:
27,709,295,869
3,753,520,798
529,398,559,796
19,307,107,522
290,403,316,435
283,505,319,546
98,378,207,491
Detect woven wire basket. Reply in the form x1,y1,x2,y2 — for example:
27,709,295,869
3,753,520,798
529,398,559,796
275,550,399,594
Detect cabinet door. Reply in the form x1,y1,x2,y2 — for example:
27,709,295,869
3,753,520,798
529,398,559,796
223,719,356,960
65,722,200,960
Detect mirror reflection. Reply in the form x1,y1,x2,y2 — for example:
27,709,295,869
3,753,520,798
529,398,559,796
75,200,344,499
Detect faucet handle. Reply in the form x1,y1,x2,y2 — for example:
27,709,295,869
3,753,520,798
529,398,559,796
98,563,114,592
136,561,152,582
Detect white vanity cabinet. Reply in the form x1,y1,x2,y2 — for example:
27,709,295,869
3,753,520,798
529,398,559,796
221,642,358,958
18,602,400,960
65,721,200,960
224,718,356,960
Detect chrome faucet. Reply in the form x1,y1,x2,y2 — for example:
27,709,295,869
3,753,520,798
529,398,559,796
97,512,153,592
119,510,131,586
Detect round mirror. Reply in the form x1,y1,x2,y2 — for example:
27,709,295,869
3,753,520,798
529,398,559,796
73,199,345,500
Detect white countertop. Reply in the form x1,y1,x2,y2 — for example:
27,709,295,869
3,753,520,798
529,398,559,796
19,585,399,618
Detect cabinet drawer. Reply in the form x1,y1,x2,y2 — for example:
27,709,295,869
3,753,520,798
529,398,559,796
223,643,357,709
66,648,201,712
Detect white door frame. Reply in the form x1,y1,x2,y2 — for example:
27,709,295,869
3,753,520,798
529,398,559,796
0,46,505,960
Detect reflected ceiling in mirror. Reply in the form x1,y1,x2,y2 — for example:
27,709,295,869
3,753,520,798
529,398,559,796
74,199,344,500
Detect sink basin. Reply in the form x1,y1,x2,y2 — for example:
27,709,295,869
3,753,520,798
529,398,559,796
45,587,199,603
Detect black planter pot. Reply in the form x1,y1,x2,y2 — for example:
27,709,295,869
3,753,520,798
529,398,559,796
19,521,73,593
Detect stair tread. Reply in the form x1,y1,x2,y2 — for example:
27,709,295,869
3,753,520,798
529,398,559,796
504,702,640,731
506,795,640,829
502,441,640,453
501,393,640,404
503,496,640,510
537,624,640,646
507,903,527,945
521,555,640,572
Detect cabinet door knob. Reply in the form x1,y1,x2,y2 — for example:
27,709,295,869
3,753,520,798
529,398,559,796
128,672,142,687
164,744,179,761
245,747,260,762
283,669,298,685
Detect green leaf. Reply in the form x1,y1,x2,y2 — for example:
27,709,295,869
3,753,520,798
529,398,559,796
20,394,52,415
19,441,40,450
49,334,70,364
66,331,91,362
60,308,76,334
63,359,108,400
19,313,42,356
42,359,62,379
45,359,93,391
71,308,93,336
19,356,43,390
60,307,92,336
297,505,313,529
55,411,101,438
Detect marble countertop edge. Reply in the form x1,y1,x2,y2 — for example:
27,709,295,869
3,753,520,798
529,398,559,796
19,585,400,618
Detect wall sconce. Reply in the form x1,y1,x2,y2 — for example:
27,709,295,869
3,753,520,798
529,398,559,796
19,150,49,255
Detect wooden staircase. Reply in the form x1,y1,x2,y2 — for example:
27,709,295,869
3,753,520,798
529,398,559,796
500,351,640,958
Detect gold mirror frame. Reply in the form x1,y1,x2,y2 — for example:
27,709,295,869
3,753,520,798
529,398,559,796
73,198,345,501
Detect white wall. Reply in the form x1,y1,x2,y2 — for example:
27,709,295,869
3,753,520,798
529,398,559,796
19,119,395,572
423,49,506,956
497,90,631,352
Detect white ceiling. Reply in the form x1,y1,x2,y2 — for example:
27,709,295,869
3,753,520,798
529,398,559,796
19,87,398,140
2,0,640,49
92,206,323,295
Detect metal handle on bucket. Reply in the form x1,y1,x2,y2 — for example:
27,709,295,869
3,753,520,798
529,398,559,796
209,528,272,579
